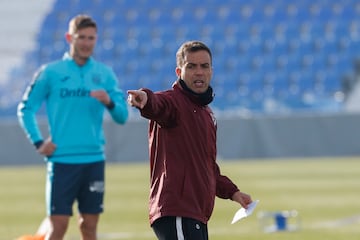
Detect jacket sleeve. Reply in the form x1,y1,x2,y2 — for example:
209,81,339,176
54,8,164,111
17,66,48,145
214,162,240,199
139,88,177,127
105,70,129,124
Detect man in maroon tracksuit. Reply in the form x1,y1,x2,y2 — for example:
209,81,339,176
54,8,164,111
128,41,252,240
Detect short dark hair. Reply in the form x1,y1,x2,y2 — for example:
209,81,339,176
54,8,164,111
176,41,212,67
68,14,97,34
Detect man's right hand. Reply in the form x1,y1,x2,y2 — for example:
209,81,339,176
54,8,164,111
127,90,148,109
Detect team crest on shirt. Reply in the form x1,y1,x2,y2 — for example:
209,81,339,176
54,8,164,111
92,74,102,85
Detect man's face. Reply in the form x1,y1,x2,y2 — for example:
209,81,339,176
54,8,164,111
176,50,213,94
68,27,97,64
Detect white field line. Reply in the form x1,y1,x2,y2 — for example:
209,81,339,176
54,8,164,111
310,214,360,229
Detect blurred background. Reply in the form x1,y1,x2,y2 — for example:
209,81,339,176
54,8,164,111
1,0,360,164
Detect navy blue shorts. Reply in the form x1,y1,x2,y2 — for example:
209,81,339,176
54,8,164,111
46,161,105,216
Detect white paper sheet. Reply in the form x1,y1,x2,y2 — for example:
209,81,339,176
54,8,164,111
231,200,259,224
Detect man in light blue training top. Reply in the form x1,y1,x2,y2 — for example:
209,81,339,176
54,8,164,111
17,14,128,240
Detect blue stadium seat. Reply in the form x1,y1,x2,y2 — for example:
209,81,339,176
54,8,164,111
271,70,290,100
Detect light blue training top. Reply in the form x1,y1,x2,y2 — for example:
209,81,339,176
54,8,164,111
17,52,128,163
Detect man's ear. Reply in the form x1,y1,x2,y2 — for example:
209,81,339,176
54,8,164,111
175,67,181,77
65,33,72,44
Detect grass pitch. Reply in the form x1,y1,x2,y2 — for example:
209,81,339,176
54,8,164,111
1,157,359,240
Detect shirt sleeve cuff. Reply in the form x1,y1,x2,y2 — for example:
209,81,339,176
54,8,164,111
34,140,44,149
106,100,115,110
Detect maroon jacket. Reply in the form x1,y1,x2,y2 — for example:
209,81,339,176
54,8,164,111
140,81,239,225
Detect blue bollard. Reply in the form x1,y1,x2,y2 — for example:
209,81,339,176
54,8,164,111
275,212,287,230
258,210,300,232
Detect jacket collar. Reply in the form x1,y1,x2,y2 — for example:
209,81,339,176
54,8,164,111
173,79,214,106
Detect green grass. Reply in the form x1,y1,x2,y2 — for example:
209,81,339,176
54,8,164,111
2,157,360,240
